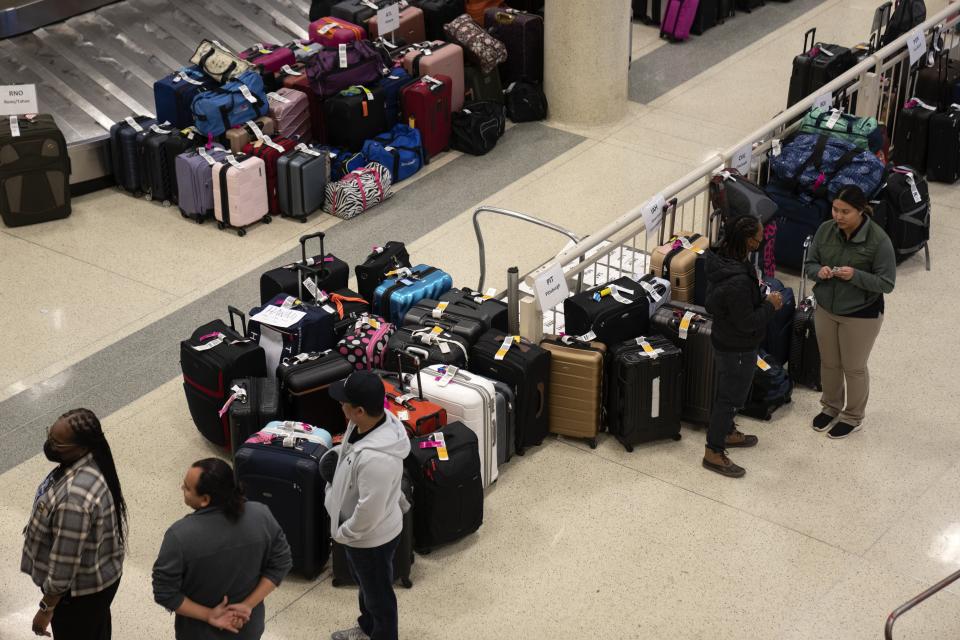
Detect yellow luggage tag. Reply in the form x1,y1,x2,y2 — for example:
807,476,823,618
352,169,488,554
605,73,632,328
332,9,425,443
757,356,771,371
678,237,705,255
431,302,449,319
435,432,448,461
494,336,520,361
678,310,695,340
635,337,663,359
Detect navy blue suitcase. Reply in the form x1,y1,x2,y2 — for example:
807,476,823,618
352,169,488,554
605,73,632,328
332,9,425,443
154,66,219,130
765,180,830,270
380,68,418,125
373,264,454,324
234,438,330,578
761,277,795,365
248,295,339,371
110,116,156,193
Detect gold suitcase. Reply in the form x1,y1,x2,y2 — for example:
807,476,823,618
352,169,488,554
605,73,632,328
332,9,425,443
540,335,606,448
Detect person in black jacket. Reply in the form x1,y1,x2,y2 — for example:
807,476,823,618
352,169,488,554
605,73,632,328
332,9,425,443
703,216,783,478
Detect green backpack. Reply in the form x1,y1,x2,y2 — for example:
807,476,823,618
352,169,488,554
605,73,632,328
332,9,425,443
798,107,883,153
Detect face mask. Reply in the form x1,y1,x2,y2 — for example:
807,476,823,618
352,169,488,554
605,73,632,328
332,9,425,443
43,440,65,464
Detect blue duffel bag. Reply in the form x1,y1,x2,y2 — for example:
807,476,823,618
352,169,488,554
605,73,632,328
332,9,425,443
770,133,885,199
373,264,454,325
361,125,425,183
191,70,269,137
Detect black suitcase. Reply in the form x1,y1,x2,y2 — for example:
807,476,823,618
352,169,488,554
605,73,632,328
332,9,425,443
356,241,412,304
227,377,282,458
137,124,181,204
914,57,960,109
0,114,71,228
650,302,716,426
926,108,960,184
739,350,792,420
633,0,662,24
324,84,388,152
871,164,930,263
180,307,267,450
331,473,415,588
789,235,820,391
409,0,465,41
385,326,471,373
260,232,350,305
735,0,763,11
469,331,551,454
891,103,935,173
405,422,483,551
809,43,856,96
606,336,683,451
328,288,372,336
485,7,544,85
276,350,354,434
401,305,486,344
110,115,156,193
691,0,719,35
310,0,337,20
562,276,652,345
438,288,509,331
234,437,330,578
787,28,817,108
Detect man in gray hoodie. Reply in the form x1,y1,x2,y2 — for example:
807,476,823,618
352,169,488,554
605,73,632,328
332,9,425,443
323,371,411,640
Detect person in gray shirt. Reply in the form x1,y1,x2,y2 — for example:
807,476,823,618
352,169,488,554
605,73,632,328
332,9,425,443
152,458,292,638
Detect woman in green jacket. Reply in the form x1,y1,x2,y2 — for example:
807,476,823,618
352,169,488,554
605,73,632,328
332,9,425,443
804,184,896,439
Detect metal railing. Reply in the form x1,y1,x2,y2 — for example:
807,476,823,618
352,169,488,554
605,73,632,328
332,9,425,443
511,1,959,341
885,567,960,639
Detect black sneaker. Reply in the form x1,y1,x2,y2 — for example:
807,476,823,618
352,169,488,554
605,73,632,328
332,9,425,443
827,421,861,439
812,412,835,432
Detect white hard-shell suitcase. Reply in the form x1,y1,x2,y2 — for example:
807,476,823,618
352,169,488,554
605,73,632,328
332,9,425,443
409,365,498,488
212,154,270,236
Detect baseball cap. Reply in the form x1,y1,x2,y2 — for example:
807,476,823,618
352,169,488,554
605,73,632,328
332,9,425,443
329,371,385,415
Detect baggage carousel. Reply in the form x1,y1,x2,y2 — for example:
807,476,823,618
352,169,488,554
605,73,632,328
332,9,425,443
0,0,311,184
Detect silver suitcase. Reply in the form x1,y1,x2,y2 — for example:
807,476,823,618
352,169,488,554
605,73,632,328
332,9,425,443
277,146,329,220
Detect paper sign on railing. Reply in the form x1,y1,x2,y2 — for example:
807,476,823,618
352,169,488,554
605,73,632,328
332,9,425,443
813,92,832,110
907,28,927,66
731,143,752,175
533,261,568,311
377,3,401,34
641,193,666,238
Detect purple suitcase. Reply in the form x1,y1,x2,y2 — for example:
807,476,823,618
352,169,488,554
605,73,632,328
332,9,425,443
660,0,699,42
484,7,543,84
175,145,230,221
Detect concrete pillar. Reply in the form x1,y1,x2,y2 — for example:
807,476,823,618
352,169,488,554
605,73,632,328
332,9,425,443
543,0,632,126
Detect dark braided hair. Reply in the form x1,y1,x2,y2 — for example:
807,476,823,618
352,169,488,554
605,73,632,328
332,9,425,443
719,215,762,262
59,409,128,544
192,458,246,522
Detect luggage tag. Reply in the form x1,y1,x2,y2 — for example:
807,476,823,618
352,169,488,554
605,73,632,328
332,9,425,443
494,335,520,361
592,287,612,302
280,295,300,309
175,70,203,85
678,237,705,255
238,84,258,104
218,384,247,417
8,116,19,138
226,154,243,168
434,365,459,387
905,173,922,204
263,135,285,152
608,284,633,305
338,44,348,69
295,143,323,157
824,109,843,130
268,91,291,104
386,267,413,279
639,280,662,303
124,116,144,133
197,147,216,166
635,337,664,359
281,65,302,76
578,330,597,342
150,123,173,135
756,355,772,371
420,432,449,460
678,310,696,340
245,120,265,141
318,23,337,35
191,332,226,351
431,302,449,319
771,138,782,157
361,0,378,8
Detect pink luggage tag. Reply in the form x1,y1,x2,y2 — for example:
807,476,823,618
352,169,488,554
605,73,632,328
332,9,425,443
218,384,246,418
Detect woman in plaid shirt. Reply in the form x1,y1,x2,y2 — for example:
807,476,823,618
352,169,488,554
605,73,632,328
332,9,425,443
21,408,127,639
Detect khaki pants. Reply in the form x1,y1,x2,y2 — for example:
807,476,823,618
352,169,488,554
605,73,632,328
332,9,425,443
814,307,884,425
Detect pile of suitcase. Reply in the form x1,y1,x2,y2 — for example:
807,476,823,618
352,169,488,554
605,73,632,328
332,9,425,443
105,0,547,236
637,0,789,45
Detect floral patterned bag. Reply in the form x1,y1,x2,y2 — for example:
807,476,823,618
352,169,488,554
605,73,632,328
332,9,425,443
443,14,507,75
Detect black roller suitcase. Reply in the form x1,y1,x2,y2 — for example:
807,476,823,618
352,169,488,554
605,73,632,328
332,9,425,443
563,276,651,345
650,302,716,425
736,0,763,11
0,114,71,228
409,0,465,41
110,115,156,193
485,7,544,84
180,307,267,450
323,84,388,152
892,103,936,173
872,164,930,263
469,331,551,454
401,306,486,344
260,232,350,305
406,422,483,552
926,107,960,184
436,288,508,331
163,129,201,205
691,0,719,35
138,124,182,204
356,241,412,304
789,237,821,391
606,336,683,451
385,326,470,373
331,474,415,588
227,377,281,458
234,437,330,578
276,350,354,434
329,289,372,336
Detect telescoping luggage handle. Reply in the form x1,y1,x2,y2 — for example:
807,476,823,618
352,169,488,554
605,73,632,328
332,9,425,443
227,305,248,335
799,235,813,301
394,351,425,403
656,197,681,246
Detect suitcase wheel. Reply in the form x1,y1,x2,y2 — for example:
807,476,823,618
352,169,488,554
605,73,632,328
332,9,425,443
237,228,247,237
144,193,153,202
263,215,272,224
624,443,634,453
217,221,225,230
588,438,597,449
400,577,413,589
162,200,171,208
331,578,343,587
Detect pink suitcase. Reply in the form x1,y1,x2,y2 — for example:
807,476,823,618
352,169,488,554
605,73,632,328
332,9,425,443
268,88,312,141
369,5,426,44
309,17,367,45
212,155,270,236
660,0,699,42
238,43,297,74
402,41,466,112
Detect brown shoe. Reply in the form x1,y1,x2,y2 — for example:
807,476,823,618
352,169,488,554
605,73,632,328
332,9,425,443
725,429,758,448
702,447,745,478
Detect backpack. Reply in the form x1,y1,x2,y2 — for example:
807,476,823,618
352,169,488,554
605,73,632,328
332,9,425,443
881,0,926,47
870,164,930,263
739,350,793,421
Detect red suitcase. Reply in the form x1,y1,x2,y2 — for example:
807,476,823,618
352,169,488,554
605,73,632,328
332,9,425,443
309,16,367,45
402,41,466,112
401,74,453,159
242,136,298,216
383,379,447,437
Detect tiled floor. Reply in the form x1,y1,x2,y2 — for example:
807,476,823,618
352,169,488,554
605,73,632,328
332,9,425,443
2,0,960,638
